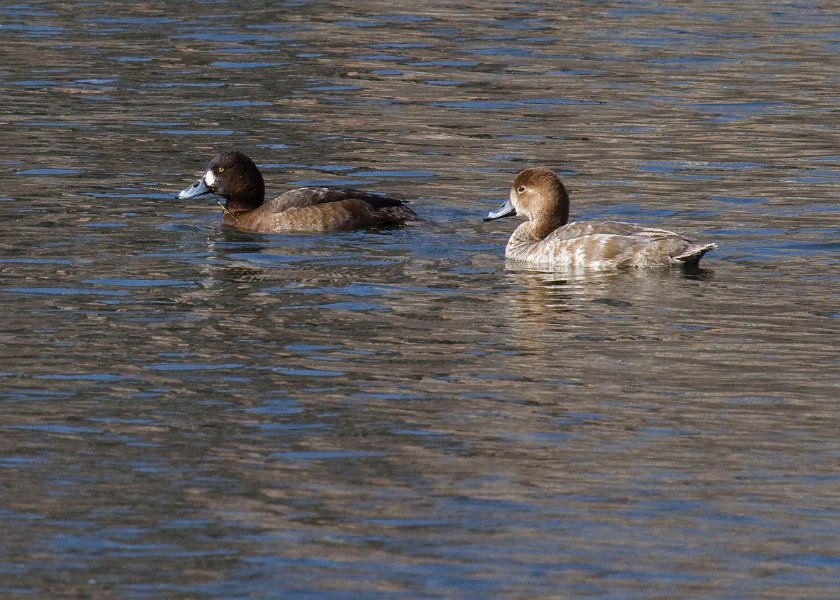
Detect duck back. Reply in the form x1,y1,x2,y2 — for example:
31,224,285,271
227,188,420,233
506,220,717,270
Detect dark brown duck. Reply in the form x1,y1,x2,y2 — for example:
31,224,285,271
178,151,422,233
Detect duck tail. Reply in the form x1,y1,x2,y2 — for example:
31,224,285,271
378,204,425,225
674,242,717,266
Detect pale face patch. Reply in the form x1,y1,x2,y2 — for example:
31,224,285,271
203,169,216,187
510,187,525,216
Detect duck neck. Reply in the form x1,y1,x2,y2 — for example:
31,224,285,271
530,217,565,241
225,175,265,213
505,210,568,260
528,182,569,240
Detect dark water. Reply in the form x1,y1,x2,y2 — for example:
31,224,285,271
3,1,839,598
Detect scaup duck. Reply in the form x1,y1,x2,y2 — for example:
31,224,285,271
484,167,716,270
177,151,422,233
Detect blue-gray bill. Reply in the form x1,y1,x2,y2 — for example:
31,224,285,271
484,199,516,221
177,179,211,200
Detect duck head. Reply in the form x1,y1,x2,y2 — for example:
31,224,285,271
178,151,266,212
484,167,570,237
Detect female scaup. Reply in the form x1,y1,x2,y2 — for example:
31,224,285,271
178,151,422,233
484,167,716,270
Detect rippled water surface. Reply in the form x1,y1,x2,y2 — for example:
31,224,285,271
2,1,839,598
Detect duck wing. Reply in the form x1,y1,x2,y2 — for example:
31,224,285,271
543,221,651,242
269,187,407,212
537,221,714,268
242,188,420,232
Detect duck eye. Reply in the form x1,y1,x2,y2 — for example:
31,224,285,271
517,185,526,194
217,166,225,173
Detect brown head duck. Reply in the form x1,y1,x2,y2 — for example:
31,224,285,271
178,151,422,233
484,166,716,270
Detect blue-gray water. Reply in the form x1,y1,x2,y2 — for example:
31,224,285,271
2,1,839,598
